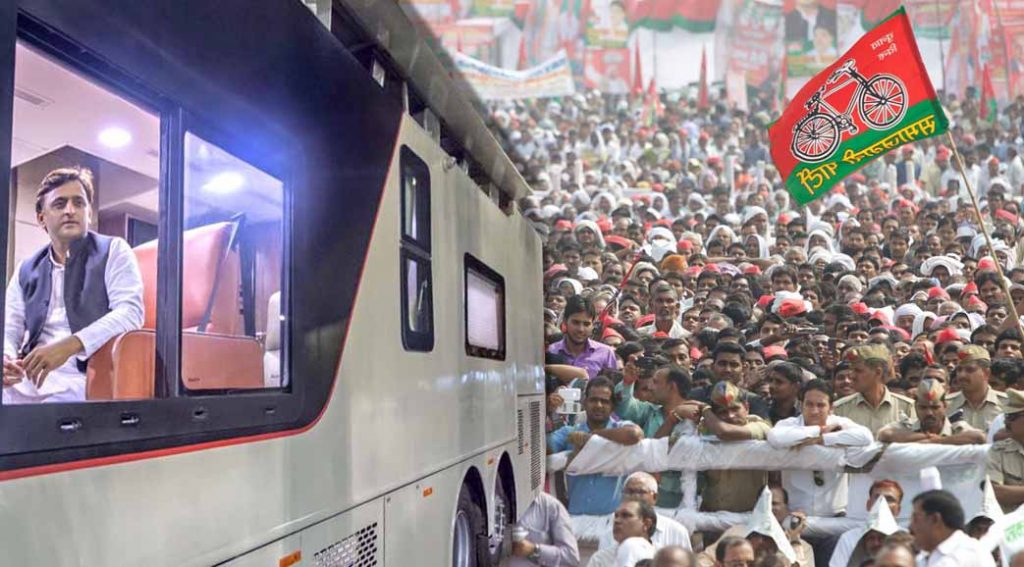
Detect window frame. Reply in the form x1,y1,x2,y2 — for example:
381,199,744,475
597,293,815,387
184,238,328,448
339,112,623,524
463,254,506,361
0,17,302,467
398,145,433,352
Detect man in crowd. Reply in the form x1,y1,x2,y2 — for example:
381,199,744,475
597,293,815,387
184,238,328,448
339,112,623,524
987,390,1024,512
910,489,995,567
597,472,691,551
946,345,1007,431
829,480,905,567
878,379,986,444
699,381,772,512
548,376,644,515
833,345,916,435
586,500,659,567
510,492,580,566
548,296,618,379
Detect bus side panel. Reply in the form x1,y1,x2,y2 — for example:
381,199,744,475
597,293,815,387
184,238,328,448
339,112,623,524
220,499,383,567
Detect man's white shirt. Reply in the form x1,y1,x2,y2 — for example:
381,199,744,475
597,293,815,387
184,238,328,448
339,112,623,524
2,237,144,403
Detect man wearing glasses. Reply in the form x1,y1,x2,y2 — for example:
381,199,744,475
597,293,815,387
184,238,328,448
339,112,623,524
597,472,691,552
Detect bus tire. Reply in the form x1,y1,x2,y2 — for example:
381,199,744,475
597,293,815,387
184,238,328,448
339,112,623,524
453,484,487,567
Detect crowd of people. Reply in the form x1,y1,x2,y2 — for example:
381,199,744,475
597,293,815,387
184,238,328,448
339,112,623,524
490,83,1024,567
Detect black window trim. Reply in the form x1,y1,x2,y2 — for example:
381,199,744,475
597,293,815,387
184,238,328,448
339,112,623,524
464,253,506,361
0,13,304,468
399,145,433,352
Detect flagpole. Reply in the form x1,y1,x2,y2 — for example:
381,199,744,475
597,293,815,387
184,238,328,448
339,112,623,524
946,131,1024,336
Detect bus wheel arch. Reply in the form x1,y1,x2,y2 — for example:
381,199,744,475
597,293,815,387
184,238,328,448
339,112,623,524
488,453,517,563
453,467,488,567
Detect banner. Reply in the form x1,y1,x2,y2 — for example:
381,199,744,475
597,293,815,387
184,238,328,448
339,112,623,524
769,7,948,204
585,0,631,48
981,0,1024,102
471,0,517,18
583,47,632,93
784,0,839,98
626,0,723,33
454,49,576,100
717,0,785,90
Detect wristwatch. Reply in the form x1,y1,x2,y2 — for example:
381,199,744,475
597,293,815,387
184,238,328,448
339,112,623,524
528,547,542,564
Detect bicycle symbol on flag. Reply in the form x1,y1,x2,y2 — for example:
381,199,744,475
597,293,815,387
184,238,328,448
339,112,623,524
791,59,908,164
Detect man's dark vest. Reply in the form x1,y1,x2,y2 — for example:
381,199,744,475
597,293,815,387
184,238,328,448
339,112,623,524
18,232,113,367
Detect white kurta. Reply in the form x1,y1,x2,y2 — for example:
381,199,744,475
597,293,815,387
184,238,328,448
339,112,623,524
2,238,144,403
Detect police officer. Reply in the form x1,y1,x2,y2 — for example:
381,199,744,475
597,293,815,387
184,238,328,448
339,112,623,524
878,379,985,444
987,389,1024,513
833,345,916,435
947,345,1007,432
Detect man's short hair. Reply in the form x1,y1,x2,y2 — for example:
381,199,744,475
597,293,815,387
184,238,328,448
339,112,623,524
771,362,803,384
800,379,834,402
712,342,746,361
716,536,752,564
36,167,95,214
912,489,964,530
584,376,615,399
660,365,692,397
563,295,597,321
662,338,687,351
630,500,658,538
870,479,904,503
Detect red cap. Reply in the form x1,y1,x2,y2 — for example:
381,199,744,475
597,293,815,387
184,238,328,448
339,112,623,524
979,258,998,271
778,213,791,224
655,218,672,228
962,281,979,296
936,147,951,160
677,240,695,252
778,299,807,318
704,263,721,273
757,294,775,308
850,302,870,316
868,310,891,326
597,218,613,233
636,314,656,327
927,287,950,300
881,325,911,342
996,209,1019,224
653,183,665,193
967,295,988,310
685,266,704,277
544,264,568,280
602,326,624,341
935,327,962,345
605,235,634,249
653,330,670,339
744,265,762,275
763,345,788,360
554,219,574,231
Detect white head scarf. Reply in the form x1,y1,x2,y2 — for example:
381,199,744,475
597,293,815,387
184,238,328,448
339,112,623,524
920,255,964,277
743,487,797,562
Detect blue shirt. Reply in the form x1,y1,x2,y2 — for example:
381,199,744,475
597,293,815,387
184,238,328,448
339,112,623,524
547,338,617,379
548,418,634,515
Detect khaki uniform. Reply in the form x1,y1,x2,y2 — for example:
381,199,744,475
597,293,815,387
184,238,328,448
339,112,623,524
946,387,1007,432
833,388,916,436
700,416,771,512
881,416,978,437
987,437,1024,513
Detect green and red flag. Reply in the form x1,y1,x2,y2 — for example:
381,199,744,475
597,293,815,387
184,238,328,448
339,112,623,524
625,0,721,33
768,7,948,205
981,63,997,124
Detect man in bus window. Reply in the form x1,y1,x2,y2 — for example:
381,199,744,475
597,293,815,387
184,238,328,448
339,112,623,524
2,167,144,404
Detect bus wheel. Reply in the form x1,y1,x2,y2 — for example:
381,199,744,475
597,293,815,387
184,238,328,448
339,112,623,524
453,485,486,567
487,475,512,565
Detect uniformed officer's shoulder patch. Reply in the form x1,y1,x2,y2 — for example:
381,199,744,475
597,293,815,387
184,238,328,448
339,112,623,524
945,391,965,404
992,438,1018,452
995,389,1009,400
833,393,859,407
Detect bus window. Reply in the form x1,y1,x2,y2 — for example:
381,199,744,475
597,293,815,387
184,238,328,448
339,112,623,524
399,147,432,352
4,41,159,405
182,133,284,392
464,255,505,360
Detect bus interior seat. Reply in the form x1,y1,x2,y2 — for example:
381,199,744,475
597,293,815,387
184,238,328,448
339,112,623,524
86,219,265,400
263,291,281,388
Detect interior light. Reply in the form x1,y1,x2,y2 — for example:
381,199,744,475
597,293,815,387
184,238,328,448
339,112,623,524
203,171,245,193
98,127,132,148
